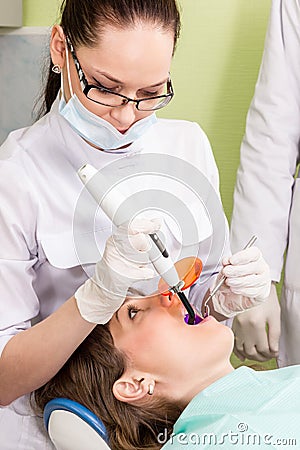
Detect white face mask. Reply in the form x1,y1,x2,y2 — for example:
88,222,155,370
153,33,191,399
58,44,157,152
59,94,157,152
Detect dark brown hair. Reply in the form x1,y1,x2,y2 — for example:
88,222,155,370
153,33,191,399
38,0,181,117
33,324,182,450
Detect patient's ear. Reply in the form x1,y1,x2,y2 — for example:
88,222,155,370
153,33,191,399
113,373,153,404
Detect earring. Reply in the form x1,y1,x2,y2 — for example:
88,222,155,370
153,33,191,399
148,383,155,396
52,64,62,74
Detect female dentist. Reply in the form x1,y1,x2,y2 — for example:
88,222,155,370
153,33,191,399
0,0,270,448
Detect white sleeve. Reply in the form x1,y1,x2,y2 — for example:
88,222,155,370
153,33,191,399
0,158,40,340
188,124,231,310
231,0,300,281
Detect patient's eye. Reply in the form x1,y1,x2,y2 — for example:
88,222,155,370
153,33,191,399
127,304,141,320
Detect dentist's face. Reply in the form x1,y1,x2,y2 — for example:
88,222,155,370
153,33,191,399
63,24,174,133
109,295,234,403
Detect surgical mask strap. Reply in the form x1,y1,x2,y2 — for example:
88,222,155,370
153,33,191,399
64,41,74,97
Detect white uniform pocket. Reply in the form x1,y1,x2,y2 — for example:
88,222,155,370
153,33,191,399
35,228,112,316
285,178,300,289
40,227,112,269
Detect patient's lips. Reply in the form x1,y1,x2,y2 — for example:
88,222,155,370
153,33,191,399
184,313,203,325
183,312,213,325
200,315,212,324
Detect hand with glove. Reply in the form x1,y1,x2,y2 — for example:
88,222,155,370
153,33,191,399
232,282,280,362
75,217,160,324
211,247,271,318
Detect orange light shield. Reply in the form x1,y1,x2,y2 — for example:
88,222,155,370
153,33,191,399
158,257,203,295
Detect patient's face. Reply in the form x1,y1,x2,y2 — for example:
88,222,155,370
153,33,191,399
109,294,234,403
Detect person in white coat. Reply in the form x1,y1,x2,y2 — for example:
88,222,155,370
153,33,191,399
0,0,271,448
231,0,300,367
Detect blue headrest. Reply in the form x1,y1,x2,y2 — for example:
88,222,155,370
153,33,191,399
44,397,109,443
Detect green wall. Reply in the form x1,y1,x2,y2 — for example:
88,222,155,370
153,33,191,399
23,0,272,219
23,0,60,26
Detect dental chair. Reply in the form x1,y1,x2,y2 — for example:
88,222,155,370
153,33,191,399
44,398,110,450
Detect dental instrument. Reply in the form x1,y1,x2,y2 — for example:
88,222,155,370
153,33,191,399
203,235,258,317
77,163,199,325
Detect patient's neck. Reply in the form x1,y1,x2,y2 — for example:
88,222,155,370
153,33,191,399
183,361,234,406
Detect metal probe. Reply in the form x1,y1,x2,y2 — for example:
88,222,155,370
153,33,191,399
203,235,258,317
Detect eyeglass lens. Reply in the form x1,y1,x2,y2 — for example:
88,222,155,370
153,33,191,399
86,85,171,111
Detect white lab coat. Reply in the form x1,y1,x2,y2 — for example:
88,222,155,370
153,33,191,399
0,98,229,448
231,0,300,366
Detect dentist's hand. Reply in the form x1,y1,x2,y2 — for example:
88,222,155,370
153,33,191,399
211,247,271,318
75,217,160,324
232,282,280,362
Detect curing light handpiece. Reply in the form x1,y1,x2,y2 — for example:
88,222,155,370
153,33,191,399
77,163,198,325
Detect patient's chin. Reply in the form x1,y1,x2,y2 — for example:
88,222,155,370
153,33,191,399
207,320,234,361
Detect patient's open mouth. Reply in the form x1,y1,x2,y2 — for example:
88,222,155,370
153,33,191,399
184,313,203,325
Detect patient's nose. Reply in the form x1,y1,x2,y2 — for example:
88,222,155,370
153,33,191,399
160,294,181,309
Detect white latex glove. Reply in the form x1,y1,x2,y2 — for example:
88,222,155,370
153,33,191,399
75,217,161,324
211,247,271,318
232,282,281,362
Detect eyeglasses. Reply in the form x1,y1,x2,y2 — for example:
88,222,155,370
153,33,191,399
66,37,174,111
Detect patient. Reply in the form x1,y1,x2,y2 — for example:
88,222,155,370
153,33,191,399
34,294,300,449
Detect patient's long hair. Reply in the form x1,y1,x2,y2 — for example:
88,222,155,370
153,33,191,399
33,324,182,450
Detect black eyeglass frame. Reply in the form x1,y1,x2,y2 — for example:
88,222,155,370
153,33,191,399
66,36,174,111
